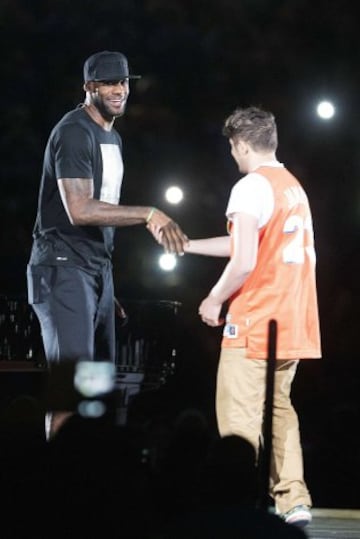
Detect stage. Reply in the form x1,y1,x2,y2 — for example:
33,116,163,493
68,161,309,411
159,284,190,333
306,509,360,538
0,299,359,539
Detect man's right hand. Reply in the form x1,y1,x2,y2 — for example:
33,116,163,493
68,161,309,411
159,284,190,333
146,209,188,255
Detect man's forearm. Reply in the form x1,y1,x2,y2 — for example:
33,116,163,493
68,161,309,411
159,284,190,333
69,198,150,227
57,178,152,226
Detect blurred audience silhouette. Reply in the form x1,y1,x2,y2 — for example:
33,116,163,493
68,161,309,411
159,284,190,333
0,363,307,538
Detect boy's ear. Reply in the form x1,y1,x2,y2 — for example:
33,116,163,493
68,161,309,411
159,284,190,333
238,139,249,154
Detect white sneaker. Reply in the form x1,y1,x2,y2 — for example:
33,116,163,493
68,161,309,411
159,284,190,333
282,505,312,527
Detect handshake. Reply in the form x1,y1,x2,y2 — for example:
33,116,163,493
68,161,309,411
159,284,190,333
145,207,188,255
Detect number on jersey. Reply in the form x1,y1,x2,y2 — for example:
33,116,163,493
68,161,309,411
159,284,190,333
282,215,316,264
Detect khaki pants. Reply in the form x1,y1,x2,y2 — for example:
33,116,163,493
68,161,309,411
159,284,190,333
216,347,312,514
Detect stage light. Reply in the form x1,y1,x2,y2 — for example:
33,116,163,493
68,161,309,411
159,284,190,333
165,185,183,204
316,100,335,120
78,400,106,418
159,253,177,271
74,361,115,397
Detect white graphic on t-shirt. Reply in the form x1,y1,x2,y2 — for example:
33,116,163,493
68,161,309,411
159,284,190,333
99,144,123,204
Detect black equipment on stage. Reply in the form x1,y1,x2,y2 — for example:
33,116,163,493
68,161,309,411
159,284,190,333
0,295,45,367
114,298,182,424
0,295,182,426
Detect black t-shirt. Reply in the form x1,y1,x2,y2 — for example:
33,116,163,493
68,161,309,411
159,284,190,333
29,107,124,270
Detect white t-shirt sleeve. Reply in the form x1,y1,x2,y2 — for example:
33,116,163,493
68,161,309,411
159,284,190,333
226,173,274,228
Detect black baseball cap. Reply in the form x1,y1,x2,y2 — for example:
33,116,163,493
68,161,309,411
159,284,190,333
83,50,141,82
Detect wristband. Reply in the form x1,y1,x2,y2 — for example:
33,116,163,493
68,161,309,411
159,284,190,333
146,207,156,223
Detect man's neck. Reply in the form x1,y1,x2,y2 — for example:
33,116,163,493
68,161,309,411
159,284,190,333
82,103,114,132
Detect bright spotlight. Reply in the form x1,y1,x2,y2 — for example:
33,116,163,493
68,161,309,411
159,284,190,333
165,186,183,204
316,101,335,120
159,253,177,271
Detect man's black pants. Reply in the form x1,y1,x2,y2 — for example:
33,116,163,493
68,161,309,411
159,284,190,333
26,262,115,364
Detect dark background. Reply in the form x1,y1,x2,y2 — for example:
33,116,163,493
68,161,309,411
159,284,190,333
0,0,359,509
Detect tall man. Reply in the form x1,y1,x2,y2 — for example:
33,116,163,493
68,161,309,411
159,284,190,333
27,50,188,437
184,106,321,527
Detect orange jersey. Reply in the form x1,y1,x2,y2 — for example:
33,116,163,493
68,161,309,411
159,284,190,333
222,165,322,359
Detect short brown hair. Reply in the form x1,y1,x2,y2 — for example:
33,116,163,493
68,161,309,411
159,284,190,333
222,106,278,152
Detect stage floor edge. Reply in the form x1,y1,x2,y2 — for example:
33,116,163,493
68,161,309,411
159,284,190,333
307,508,360,538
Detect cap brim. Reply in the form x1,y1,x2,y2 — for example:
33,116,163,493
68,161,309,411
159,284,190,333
91,74,142,81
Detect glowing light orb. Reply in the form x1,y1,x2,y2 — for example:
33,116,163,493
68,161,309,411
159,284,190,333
316,101,335,120
159,253,177,271
165,186,183,204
